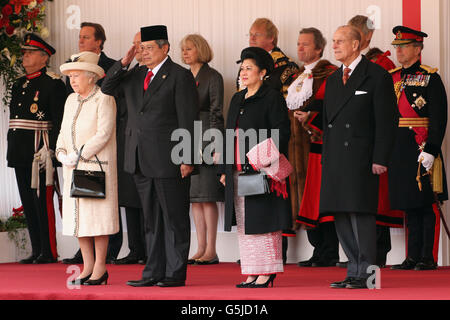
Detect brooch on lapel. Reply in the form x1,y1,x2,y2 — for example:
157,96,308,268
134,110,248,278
162,74,167,79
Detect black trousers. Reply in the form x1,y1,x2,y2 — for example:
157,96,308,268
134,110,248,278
376,225,391,264
334,212,376,279
405,206,436,262
124,206,146,258
307,221,339,263
134,172,191,281
107,210,123,259
14,167,53,258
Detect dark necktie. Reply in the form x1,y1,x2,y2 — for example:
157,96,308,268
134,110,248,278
342,67,351,85
143,70,154,91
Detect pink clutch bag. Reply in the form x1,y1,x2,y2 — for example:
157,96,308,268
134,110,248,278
246,138,293,182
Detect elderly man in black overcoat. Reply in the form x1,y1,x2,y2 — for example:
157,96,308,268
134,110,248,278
320,25,398,289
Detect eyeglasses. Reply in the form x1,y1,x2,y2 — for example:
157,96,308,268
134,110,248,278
246,32,266,38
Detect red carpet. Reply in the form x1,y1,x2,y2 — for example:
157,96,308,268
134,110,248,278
0,263,450,300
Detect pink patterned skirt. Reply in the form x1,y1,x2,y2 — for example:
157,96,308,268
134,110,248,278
233,172,284,275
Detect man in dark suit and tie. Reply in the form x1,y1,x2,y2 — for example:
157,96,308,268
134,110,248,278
102,25,199,287
320,25,397,289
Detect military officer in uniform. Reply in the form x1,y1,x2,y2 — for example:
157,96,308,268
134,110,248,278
389,26,448,271
7,34,67,263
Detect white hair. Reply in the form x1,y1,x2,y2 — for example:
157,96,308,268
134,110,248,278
83,70,100,84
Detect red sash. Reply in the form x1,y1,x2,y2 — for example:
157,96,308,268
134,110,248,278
392,71,428,146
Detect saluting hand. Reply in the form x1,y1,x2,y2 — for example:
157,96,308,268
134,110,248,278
121,45,137,67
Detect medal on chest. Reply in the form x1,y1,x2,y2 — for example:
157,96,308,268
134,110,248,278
30,91,40,113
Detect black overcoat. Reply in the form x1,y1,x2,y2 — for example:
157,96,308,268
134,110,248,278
221,83,292,234
101,57,199,178
319,56,398,215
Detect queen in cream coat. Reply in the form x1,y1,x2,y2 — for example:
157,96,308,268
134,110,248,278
56,87,118,237
56,51,118,285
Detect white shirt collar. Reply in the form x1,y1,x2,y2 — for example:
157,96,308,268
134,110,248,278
343,54,362,76
148,56,169,77
304,59,320,71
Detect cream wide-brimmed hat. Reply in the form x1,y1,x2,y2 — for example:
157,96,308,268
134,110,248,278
60,51,105,78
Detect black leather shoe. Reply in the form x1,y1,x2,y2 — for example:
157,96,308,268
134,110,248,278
156,279,186,287
68,273,92,286
113,255,140,265
414,260,437,271
391,257,417,270
297,259,315,267
19,255,37,264
126,277,160,287
312,260,339,267
84,271,109,286
195,256,219,265
336,261,348,268
33,255,56,264
62,253,83,264
346,278,368,289
138,257,147,265
330,277,355,288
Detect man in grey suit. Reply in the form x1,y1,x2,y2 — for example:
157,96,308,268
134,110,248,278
102,25,199,287
320,26,397,289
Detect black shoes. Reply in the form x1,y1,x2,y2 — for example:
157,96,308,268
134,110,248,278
195,256,219,265
345,278,369,289
84,271,109,286
68,273,92,286
414,260,437,271
19,255,37,264
236,278,257,288
33,255,57,264
62,253,83,264
156,279,186,287
249,274,276,288
126,277,161,287
20,254,56,264
298,259,339,267
236,275,276,288
330,277,355,289
330,277,368,289
113,255,145,265
390,257,417,270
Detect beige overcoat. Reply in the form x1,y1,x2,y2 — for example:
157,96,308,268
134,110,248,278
56,86,119,237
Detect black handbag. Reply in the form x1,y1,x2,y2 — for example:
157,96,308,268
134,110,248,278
237,172,270,197
70,145,106,199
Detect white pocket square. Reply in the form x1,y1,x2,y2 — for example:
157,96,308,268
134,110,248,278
355,90,367,95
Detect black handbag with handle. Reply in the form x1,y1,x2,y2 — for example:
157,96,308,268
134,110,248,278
70,145,106,199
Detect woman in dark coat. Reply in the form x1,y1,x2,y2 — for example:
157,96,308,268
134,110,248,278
181,34,225,264
219,47,291,288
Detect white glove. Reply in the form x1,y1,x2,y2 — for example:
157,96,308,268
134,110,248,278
57,152,78,168
418,151,435,171
66,152,79,167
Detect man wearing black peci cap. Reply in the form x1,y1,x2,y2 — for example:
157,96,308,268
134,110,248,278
389,26,448,271
7,33,67,264
102,25,199,287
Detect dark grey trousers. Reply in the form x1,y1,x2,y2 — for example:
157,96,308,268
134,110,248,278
334,212,376,279
134,173,191,281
